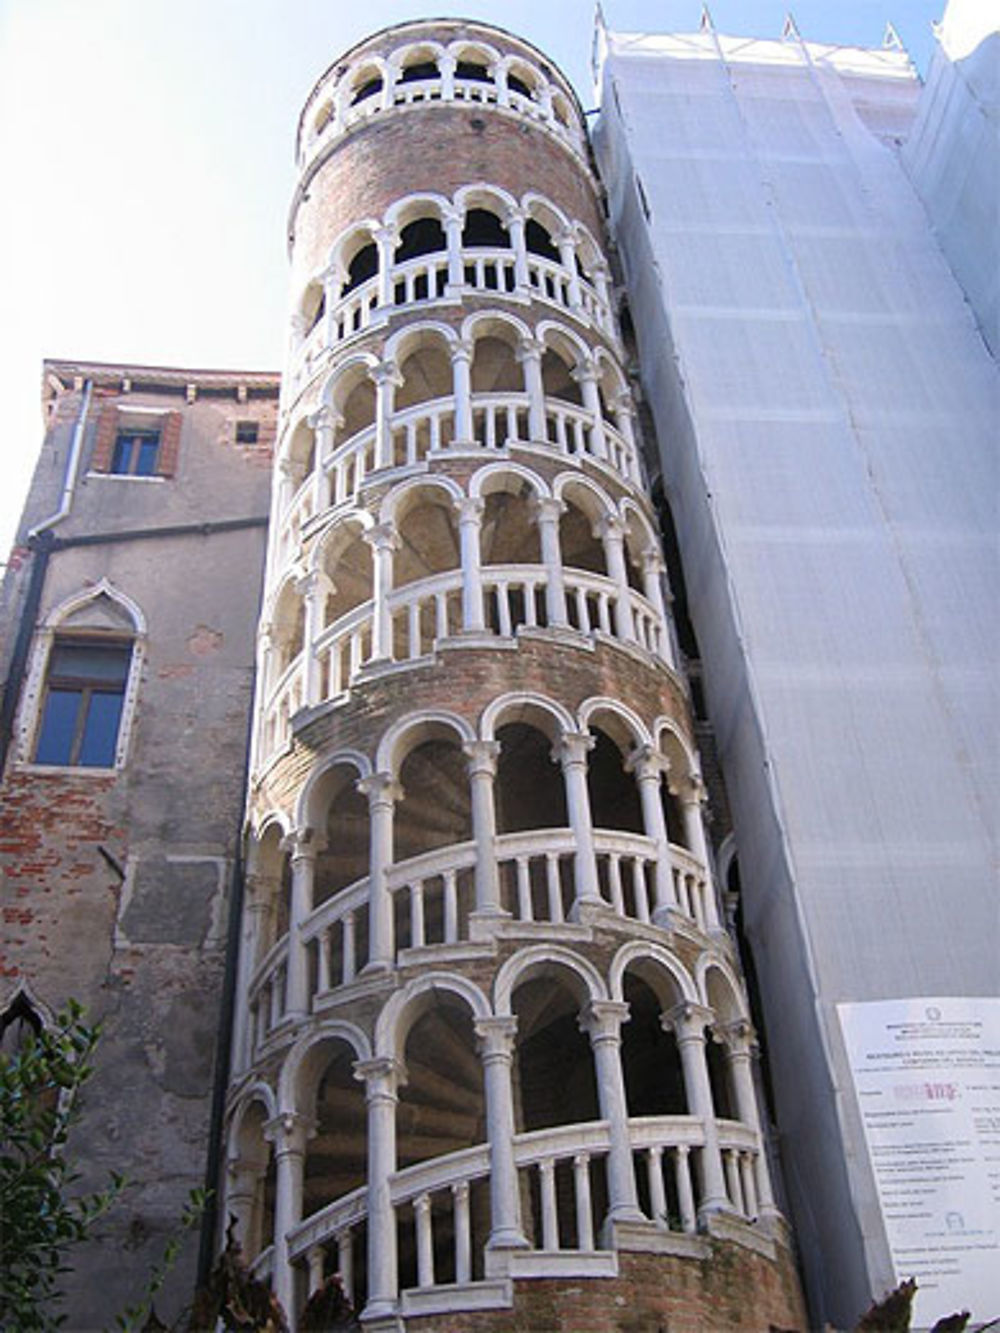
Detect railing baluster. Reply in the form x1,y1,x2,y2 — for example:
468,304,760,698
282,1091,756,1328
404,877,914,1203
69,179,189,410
691,874,706,931
675,1145,697,1233
516,856,533,921
608,853,625,915
540,1160,559,1250
555,411,568,452
725,1150,743,1214
430,409,441,452
546,853,563,923
414,1193,435,1288
335,1228,353,1303
523,580,537,627
740,1151,758,1219
496,581,513,637
343,910,356,984
646,1146,667,1225
484,402,496,449
575,586,589,631
453,1181,471,1284
443,868,458,943
573,1153,594,1251
411,879,426,949
270,973,282,1029
435,590,449,641
632,857,650,923
317,929,331,994
597,591,612,634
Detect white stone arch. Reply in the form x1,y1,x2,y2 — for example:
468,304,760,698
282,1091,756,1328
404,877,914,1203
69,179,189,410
445,37,504,75
552,470,616,523
574,222,605,277
454,181,519,225
460,307,532,349
227,1081,279,1156
327,218,382,283
593,345,629,399
716,832,739,898
296,747,373,832
245,809,293,872
651,716,701,789
480,690,575,743
18,580,147,768
378,472,464,528
578,696,652,754
469,459,550,502
376,708,475,776
319,349,381,415
278,406,319,479
535,318,595,377
608,940,698,1008
697,955,750,1026
45,578,146,636
345,56,389,107
494,944,607,1017
520,191,572,241
374,971,491,1061
277,1021,372,1113
384,190,452,234
386,37,446,82
384,317,458,367
308,505,375,578
619,497,660,557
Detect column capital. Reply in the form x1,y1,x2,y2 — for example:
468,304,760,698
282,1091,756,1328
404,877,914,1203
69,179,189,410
594,512,626,542
515,336,545,364
451,339,473,364
356,770,402,807
640,547,666,576
441,202,464,226
372,224,399,248
551,730,595,769
676,773,707,806
454,496,485,524
503,203,529,225
354,1055,405,1101
625,743,669,781
278,456,301,480
294,568,333,599
369,359,403,389
570,360,599,386
718,1018,757,1056
363,522,401,553
530,495,566,524
663,1001,714,1041
280,826,324,862
437,51,457,73
264,1110,316,1153
474,1015,518,1062
578,998,630,1044
463,739,501,778
308,404,342,433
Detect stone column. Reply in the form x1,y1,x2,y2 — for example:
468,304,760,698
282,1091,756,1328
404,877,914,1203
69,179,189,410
679,775,721,931
505,206,530,290
516,337,546,442
455,497,485,632
596,514,636,642
463,740,503,917
439,51,456,101
493,60,510,107
592,260,612,329
665,1003,729,1215
475,1017,529,1255
373,226,398,308
371,359,402,470
573,363,608,461
355,1057,403,1319
722,1020,779,1219
296,570,332,706
556,227,583,310
363,523,399,664
231,873,275,1073
265,1111,316,1318
442,205,464,291
356,772,401,970
452,340,475,445
552,731,601,909
532,497,568,628
281,829,320,1020
307,405,338,514
579,1000,643,1227
277,456,302,518
625,745,677,920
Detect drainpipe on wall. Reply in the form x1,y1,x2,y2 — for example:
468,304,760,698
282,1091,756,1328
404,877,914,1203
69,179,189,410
29,378,93,539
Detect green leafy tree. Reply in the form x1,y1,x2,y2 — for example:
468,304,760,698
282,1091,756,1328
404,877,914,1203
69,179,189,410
0,999,126,1330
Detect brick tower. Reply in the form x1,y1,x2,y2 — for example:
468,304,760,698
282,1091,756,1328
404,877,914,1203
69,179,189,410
226,20,804,1330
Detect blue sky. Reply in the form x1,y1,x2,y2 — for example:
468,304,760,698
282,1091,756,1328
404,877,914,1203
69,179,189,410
0,0,944,558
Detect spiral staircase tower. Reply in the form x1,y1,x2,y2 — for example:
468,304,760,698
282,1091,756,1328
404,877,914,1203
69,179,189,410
225,20,804,1330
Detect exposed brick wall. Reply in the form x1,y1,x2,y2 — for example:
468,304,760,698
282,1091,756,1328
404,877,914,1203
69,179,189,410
157,409,183,476
404,1243,807,1333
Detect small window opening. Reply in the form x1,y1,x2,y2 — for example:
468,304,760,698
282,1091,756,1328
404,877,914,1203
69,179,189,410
462,208,510,250
507,72,533,98
34,637,132,768
236,421,259,445
455,60,490,83
400,60,438,84
342,242,378,295
307,292,326,335
351,75,383,105
395,217,446,263
525,219,561,263
111,428,160,477
0,991,44,1054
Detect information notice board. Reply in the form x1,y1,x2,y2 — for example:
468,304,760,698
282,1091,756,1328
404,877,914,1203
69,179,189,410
838,998,1000,1327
